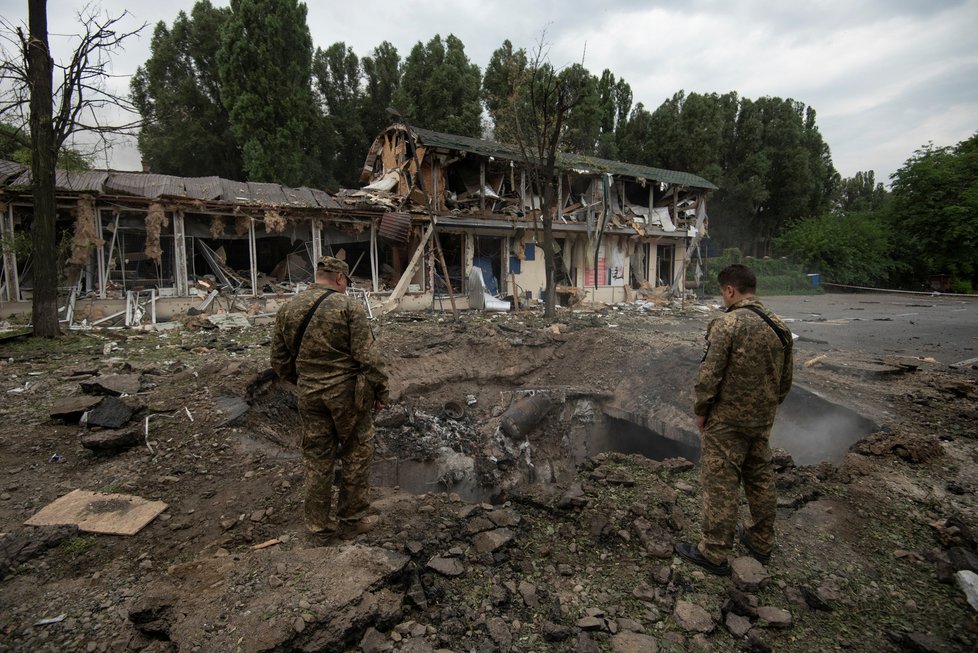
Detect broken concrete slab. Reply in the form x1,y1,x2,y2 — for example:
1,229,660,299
80,374,141,397
426,556,465,576
49,395,103,422
80,429,141,455
85,396,135,429
129,545,409,652
25,489,167,535
0,524,79,580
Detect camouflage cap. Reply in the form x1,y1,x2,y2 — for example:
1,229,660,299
317,256,351,280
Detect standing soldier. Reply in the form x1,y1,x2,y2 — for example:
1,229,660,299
270,256,388,537
675,264,793,575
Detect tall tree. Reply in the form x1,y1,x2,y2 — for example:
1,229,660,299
483,39,527,141
313,41,365,187
887,134,978,290
595,69,631,159
131,0,243,179
636,91,836,255
1,2,142,337
556,64,600,155
392,34,481,136
218,0,325,187
360,41,400,142
838,170,888,213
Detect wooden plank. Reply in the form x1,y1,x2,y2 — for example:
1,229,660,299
383,222,435,309
25,489,167,536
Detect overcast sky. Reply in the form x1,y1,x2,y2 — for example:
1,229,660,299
3,0,977,186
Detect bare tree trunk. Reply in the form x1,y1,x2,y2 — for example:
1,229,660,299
541,199,557,318
28,0,60,337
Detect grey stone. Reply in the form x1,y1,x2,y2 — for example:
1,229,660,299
80,429,140,455
80,374,141,397
652,566,672,586
557,482,587,509
541,621,575,642
400,638,434,653
690,633,714,652
86,396,135,429
611,631,658,653
575,632,601,653
756,606,792,628
486,616,512,650
949,547,978,573
955,570,978,612
426,556,465,577
465,516,495,534
487,508,521,527
471,528,514,554
406,541,424,555
674,600,714,633
632,582,657,602
360,627,392,653
575,616,605,631
725,612,751,637
518,580,538,607
731,556,771,591
631,518,673,558
50,395,103,422
616,618,644,633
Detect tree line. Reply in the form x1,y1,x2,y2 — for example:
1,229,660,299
6,0,973,302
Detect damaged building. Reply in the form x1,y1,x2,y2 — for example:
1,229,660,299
0,123,715,326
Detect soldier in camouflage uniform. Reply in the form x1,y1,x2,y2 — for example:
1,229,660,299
270,256,389,536
675,264,793,575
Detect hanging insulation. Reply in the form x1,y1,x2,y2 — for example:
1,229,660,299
209,215,226,240
68,196,103,265
144,202,169,264
264,209,286,233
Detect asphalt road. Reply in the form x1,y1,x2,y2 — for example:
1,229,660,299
758,292,978,366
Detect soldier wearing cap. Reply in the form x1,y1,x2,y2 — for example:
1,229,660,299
270,256,389,536
675,263,793,575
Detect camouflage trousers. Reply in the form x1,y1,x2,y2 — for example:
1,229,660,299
297,387,375,533
697,420,777,565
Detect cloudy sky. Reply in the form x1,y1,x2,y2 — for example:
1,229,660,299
3,0,977,186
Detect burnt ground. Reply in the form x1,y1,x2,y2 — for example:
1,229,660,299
0,295,976,653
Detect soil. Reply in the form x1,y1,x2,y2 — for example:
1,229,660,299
0,297,976,653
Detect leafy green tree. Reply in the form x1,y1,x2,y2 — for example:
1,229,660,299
774,211,898,285
887,134,978,290
838,170,888,213
131,1,242,179
631,91,837,256
598,72,631,159
392,34,481,136
218,0,325,187
360,41,400,143
313,42,366,187
0,122,91,170
616,102,653,164
482,39,527,141
557,64,600,155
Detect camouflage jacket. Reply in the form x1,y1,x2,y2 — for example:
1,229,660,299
270,285,389,404
694,298,793,427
